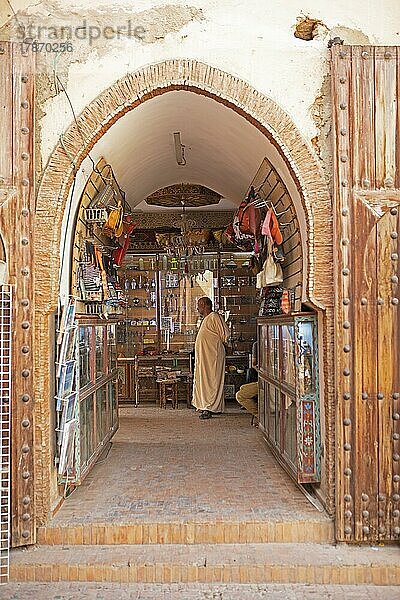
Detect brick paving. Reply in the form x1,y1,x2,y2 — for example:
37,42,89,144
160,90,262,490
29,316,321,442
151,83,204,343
3,582,400,599
50,406,329,525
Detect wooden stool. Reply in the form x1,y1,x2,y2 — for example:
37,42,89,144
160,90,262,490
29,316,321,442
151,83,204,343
158,379,178,409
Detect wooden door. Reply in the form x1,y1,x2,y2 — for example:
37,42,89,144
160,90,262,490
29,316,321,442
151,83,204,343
0,42,36,547
332,45,400,542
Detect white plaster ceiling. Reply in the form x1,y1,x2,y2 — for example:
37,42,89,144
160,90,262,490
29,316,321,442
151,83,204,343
91,90,279,212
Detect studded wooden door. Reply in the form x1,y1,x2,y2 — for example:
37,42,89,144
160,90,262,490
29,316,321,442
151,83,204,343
332,45,400,542
0,42,36,547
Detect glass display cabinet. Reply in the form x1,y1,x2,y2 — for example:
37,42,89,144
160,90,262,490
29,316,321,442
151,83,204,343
219,252,258,355
58,320,118,484
158,252,216,354
257,313,320,483
118,254,158,357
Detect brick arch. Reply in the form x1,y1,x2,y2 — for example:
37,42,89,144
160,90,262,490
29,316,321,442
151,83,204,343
36,64,332,311
34,60,335,523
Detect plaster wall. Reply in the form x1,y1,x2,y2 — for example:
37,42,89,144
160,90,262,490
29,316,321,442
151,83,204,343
2,0,400,172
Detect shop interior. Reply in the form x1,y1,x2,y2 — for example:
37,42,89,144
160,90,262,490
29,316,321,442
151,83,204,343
54,92,322,510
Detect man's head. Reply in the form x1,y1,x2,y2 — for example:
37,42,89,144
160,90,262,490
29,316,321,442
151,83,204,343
197,296,213,317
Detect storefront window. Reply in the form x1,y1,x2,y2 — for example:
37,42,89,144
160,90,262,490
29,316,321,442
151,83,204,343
80,393,94,466
258,324,268,373
96,385,108,441
68,323,118,483
267,383,280,446
108,380,117,427
108,324,117,372
267,325,280,380
258,315,320,484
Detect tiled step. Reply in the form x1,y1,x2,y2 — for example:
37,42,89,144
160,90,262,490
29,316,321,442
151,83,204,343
11,542,400,585
37,519,334,545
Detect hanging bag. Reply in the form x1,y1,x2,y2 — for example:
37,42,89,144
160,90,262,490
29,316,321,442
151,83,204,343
261,207,283,245
103,200,124,238
238,187,261,237
256,239,283,288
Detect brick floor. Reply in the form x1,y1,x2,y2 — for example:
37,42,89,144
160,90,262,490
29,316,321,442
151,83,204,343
3,582,400,599
9,407,398,593
50,406,329,525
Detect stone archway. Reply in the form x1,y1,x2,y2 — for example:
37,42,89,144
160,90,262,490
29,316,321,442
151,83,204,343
34,59,334,526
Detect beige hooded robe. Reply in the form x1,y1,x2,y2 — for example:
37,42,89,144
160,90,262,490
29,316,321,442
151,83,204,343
192,312,230,412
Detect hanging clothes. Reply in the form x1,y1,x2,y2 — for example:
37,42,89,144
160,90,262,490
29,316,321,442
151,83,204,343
261,208,283,245
261,208,285,262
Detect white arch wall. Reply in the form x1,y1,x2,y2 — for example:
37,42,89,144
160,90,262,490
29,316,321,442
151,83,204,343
1,1,398,169
59,90,309,301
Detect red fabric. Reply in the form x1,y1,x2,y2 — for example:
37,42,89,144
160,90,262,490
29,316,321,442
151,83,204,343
224,223,235,244
113,235,130,266
281,289,290,314
238,202,261,237
116,217,136,245
114,217,136,265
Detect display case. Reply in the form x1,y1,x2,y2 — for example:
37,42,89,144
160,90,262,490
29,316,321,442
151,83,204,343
57,319,119,484
257,313,320,483
219,252,258,356
77,321,118,479
158,252,217,354
117,255,158,357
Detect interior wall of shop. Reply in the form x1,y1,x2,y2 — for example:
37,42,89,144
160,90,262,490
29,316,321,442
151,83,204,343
33,60,334,531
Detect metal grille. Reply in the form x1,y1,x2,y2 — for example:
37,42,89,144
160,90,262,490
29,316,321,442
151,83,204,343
0,286,12,583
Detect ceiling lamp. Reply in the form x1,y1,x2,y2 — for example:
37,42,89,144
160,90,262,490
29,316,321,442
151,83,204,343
145,183,222,208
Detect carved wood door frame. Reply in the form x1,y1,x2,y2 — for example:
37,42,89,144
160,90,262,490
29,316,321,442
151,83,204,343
0,42,36,548
332,45,400,542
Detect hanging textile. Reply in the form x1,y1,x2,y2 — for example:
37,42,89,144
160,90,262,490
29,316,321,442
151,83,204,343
261,207,284,262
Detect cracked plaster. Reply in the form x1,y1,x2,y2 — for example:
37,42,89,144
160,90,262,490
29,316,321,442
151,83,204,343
1,1,204,177
1,2,204,80
1,1,400,183
310,74,333,193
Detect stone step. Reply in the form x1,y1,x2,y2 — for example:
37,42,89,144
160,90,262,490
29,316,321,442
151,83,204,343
5,582,400,599
10,542,400,585
37,519,334,545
